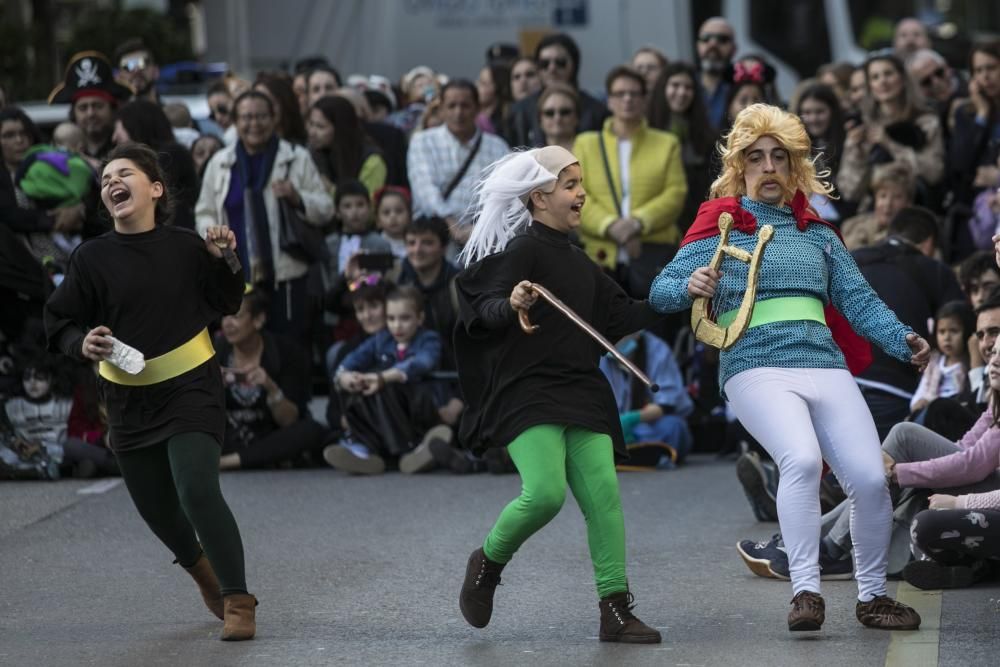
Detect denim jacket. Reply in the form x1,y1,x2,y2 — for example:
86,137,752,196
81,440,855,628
338,328,441,382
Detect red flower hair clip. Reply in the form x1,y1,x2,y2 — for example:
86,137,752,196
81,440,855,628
733,61,766,84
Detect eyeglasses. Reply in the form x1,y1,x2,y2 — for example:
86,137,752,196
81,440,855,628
609,90,644,99
538,57,569,70
698,33,733,44
974,326,1000,340
919,67,947,88
236,112,271,124
120,56,148,72
542,107,574,118
349,274,382,292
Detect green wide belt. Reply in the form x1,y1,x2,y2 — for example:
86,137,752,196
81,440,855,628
717,296,826,330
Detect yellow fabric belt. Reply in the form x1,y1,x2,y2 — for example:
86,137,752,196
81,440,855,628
99,328,214,386
717,296,826,330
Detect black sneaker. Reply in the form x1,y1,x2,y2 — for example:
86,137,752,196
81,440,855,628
769,543,854,581
902,558,989,590
736,452,779,521
737,533,785,579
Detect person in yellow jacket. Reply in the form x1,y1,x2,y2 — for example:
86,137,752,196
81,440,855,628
573,66,687,295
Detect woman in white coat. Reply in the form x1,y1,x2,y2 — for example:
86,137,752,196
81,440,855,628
196,90,333,341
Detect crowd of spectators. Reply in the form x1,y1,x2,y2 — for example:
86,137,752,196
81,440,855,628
4,16,1000,584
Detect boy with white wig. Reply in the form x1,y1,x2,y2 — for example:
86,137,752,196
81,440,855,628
454,145,664,643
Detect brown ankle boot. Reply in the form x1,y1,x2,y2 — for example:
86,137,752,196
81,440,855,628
220,593,258,641
598,591,662,644
183,554,224,620
459,547,505,628
788,591,825,631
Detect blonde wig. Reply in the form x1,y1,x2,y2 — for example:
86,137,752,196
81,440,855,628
709,103,834,201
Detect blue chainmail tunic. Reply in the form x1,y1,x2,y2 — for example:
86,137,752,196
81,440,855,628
649,196,914,393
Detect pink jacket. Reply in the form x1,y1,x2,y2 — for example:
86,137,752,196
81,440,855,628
896,408,1000,510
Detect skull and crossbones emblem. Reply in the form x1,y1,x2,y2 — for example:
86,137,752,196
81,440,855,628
74,58,102,87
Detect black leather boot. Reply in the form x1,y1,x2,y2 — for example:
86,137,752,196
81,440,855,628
459,547,505,628
598,591,662,643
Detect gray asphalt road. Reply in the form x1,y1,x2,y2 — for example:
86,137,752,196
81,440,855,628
1,457,998,666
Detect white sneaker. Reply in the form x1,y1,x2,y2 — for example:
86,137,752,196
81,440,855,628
323,441,385,475
399,425,453,474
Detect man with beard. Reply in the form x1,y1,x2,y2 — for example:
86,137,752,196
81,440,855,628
651,103,929,632
696,16,737,130
48,52,132,161
114,38,161,104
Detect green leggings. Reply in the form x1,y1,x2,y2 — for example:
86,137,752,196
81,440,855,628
483,425,627,598
116,432,247,595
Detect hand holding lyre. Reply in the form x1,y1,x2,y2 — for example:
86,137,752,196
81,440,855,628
688,267,723,299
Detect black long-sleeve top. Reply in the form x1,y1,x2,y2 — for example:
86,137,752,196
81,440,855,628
43,225,244,451
454,222,661,456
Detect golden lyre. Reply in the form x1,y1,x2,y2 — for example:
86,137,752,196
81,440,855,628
690,212,774,350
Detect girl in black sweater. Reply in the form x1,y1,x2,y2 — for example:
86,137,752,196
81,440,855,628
44,143,256,641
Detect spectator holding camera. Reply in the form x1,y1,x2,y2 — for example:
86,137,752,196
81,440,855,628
217,288,328,470
837,52,944,207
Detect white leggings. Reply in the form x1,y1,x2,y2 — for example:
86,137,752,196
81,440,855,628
726,367,890,601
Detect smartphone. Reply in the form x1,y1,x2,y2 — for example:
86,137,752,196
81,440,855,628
222,367,248,383
357,252,396,272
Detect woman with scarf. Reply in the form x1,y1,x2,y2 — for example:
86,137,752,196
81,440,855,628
196,90,333,342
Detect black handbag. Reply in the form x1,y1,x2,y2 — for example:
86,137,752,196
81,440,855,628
278,164,329,263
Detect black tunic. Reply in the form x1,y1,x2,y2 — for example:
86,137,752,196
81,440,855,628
454,222,661,456
44,225,244,451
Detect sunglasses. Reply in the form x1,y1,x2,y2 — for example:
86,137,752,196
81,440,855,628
349,274,382,292
542,107,574,118
919,67,947,88
120,56,148,72
698,33,733,44
538,57,569,70
975,326,1000,341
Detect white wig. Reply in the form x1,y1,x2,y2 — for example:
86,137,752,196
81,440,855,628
458,145,578,266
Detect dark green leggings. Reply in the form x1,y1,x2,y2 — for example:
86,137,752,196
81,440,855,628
116,432,247,595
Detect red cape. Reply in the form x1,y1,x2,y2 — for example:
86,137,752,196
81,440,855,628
682,192,872,376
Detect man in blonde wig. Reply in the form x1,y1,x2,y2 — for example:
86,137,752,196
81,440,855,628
649,104,930,632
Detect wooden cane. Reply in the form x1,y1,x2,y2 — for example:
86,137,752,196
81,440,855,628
517,282,660,393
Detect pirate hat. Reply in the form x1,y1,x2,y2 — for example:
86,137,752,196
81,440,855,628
48,51,134,105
